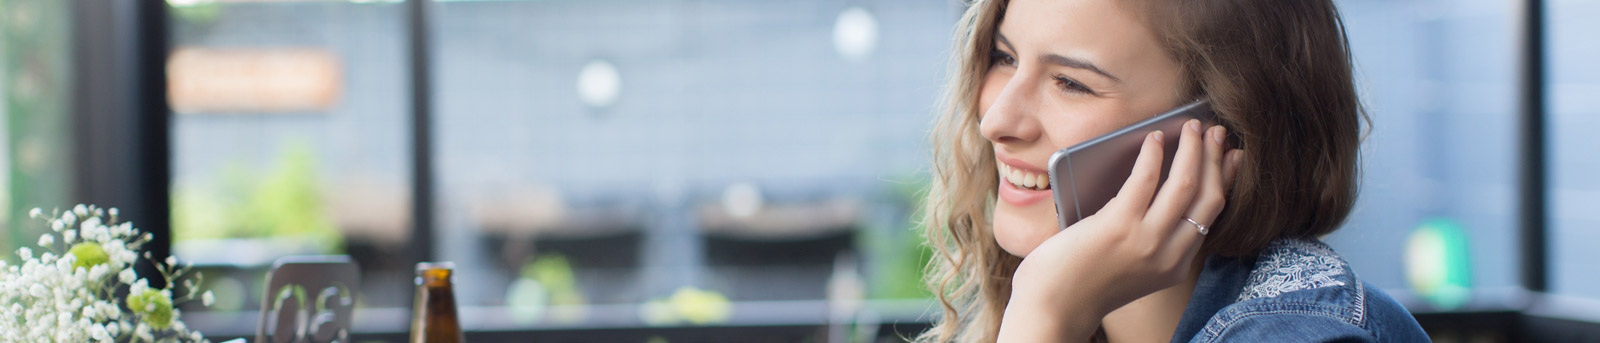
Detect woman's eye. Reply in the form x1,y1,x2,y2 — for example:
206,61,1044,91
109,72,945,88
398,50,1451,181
990,49,1017,67
1053,75,1095,95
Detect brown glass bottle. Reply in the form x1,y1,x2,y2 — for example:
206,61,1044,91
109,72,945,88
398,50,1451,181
411,262,465,343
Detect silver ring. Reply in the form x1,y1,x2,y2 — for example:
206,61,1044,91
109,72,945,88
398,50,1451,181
1186,217,1209,236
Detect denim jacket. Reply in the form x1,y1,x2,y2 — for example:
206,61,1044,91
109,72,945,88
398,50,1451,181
1170,238,1431,342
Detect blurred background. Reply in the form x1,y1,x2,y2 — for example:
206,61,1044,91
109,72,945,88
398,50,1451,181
0,0,1596,342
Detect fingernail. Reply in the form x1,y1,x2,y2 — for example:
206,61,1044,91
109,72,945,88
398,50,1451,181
1151,130,1164,144
1187,119,1201,133
1212,126,1227,145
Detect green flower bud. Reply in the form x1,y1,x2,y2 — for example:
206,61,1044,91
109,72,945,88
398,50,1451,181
127,290,174,330
68,243,109,271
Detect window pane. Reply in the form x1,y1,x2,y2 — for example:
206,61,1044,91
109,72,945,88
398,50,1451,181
431,1,957,327
1331,0,1521,308
166,0,415,328
1548,0,1600,300
0,0,75,260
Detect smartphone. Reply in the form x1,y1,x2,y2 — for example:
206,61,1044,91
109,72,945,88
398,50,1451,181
1048,100,1218,230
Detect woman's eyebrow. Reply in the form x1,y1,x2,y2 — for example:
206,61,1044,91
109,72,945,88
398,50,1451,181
994,32,1123,83
1042,54,1122,83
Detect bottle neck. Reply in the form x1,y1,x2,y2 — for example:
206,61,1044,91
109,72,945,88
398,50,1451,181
411,265,464,343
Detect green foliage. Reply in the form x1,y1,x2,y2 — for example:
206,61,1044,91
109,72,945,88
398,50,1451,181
863,174,935,300
522,253,585,307
664,287,730,324
172,142,342,253
169,0,223,27
639,286,732,325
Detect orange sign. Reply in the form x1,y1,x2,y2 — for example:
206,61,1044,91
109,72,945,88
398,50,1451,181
167,47,342,114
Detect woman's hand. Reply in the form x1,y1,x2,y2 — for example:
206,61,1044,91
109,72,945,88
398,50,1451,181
998,119,1243,342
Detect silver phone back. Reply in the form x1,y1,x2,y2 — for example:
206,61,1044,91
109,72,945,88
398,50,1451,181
1048,100,1216,230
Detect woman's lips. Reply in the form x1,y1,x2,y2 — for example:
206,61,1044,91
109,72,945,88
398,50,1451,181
998,176,1053,207
996,159,1053,207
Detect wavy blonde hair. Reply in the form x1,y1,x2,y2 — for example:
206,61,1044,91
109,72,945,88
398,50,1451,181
915,0,1364,341
915,1,1015,342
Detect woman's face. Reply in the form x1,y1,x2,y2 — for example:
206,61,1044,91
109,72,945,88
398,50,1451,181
980,0,1188,257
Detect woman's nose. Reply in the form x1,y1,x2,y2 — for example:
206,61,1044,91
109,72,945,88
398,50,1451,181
979,77,1043,145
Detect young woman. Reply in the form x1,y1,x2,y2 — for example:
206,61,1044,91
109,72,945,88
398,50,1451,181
916,0,1431,342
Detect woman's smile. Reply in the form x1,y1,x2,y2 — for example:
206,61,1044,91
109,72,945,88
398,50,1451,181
996,157,1053,207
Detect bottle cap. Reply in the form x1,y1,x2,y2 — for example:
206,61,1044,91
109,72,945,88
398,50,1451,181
416,261,456,272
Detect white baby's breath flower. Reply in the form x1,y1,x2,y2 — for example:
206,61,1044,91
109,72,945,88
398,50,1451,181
81,217,101,233
165,255,178,267
118,251,137,266
69,262,88,280
89,323,111,342
3,204,209,343
109,207,119,218
134,323,152,342
101,302,121,320
88,265,108,280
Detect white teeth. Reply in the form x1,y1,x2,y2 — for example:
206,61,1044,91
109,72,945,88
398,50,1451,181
998,160,1050,190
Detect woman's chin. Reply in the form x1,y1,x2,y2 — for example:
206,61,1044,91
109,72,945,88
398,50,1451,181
992,204,1058,257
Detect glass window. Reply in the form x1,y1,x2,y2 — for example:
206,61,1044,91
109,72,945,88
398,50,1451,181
429,0,958,327
1548,0,1600,300
1,0,75,261
1330,0,1521,308
144,0,1575,336
165,0,416,325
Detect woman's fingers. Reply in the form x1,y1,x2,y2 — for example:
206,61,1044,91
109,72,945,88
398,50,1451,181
1174,125,1229,253
1144,119,1205,227
1108,130,1168,214
1223,149,1243,187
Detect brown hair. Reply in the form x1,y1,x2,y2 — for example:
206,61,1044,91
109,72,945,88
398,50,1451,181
915,0,1365,341
1149,0,1366,257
